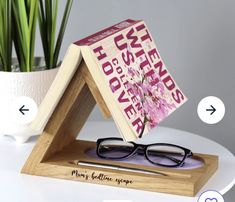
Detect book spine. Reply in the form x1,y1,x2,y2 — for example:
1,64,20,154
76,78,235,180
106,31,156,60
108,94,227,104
74,19,141,46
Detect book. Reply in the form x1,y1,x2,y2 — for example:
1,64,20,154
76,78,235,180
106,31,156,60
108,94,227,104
30,19,187,141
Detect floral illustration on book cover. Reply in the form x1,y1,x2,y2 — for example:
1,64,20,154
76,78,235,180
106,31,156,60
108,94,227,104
91,20,187,138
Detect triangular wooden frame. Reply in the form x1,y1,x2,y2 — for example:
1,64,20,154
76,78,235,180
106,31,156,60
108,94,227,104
21,60,218,197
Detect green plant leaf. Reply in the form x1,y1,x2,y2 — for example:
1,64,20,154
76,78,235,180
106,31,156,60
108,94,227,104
38,0,73,69
50,0,58,68
53,0,73,68
0,0,12,71
12,0,38,72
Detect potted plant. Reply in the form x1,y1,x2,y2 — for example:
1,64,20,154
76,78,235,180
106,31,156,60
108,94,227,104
0,0,73,143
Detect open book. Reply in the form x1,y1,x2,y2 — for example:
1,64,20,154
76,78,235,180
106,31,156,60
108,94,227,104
30,19,187,141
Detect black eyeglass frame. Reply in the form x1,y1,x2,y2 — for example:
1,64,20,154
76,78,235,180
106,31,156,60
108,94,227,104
96,137,193,168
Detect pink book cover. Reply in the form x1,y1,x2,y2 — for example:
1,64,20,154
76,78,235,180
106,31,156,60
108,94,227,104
75,19,187,138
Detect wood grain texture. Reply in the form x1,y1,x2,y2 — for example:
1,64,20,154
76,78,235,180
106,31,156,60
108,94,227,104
80,62,111,119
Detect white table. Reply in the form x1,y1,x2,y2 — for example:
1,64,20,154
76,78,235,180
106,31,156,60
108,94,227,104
0,121,234,202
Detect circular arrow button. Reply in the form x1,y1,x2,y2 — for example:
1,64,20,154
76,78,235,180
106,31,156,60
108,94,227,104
11,96,38,125
197,96,225,124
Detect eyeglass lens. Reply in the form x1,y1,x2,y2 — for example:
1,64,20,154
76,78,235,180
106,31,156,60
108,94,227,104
98,139,135,158
146,145,186,166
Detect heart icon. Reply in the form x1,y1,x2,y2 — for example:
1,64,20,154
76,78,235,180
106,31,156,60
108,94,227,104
205,198,218,202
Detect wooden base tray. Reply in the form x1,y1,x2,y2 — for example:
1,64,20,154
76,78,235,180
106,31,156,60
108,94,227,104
22,139,218,197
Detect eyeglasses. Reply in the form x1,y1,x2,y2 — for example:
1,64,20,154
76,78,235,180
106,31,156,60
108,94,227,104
96,138,193,167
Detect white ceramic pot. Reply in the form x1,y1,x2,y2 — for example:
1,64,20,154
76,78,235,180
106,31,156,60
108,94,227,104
0,58,59,143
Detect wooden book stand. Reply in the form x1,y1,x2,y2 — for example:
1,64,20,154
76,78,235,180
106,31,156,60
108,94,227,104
22,61,218,197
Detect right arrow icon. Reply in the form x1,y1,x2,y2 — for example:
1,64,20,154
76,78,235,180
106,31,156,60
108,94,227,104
206,105,216,115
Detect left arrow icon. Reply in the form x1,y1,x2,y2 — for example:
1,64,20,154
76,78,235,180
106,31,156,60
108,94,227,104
19,105,29,115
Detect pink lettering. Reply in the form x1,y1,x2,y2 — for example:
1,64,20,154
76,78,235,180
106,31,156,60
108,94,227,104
132,118,144,134
102,61,113,75
124,104,137,119
114,34,127,50
135,24,152,42
109,77,121,92
118,90,130,103
93,46,107,60
126,28,141,48
163,76,175,91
